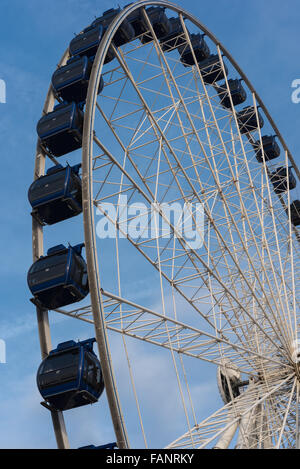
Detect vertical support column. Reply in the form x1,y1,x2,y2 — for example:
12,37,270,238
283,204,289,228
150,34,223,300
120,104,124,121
50,406,70,449
236,409,256,449
214,423,239,449
33,216,70,449
32,68,71,449
38,310,70,450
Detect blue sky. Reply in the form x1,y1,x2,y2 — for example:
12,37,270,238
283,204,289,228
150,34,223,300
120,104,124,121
0,0,300,449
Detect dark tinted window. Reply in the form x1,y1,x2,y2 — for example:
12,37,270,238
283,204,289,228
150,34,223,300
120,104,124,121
28,253,68,287
70,174,82,205
70,255,81,285
83,352,102,391
39,349,80,389
42,349,79,373
38,108,73,136
68,173,81,195
29,170,66,203
29,253,68,274
53,59,86,87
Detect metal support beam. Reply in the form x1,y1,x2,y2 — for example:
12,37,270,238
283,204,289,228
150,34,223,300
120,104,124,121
32,49,70,450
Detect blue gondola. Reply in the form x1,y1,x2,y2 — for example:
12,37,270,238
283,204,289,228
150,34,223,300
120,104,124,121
253,135,281,162
79,443,118,450
28,164,82,226
160,17,185,52
179,33,210,67
91,8,135,47
37,102,84,157
141,6,171,43
289,200,300,226
28,243,89,310
270,167,297,194
216,79,247,108
37,338,104,411
236,106,264,134
52,56,104,104
125,5,148,37
69,24,105,59
198,54,228,84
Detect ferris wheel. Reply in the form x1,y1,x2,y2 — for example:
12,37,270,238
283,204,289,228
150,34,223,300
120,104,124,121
27,0,300,449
